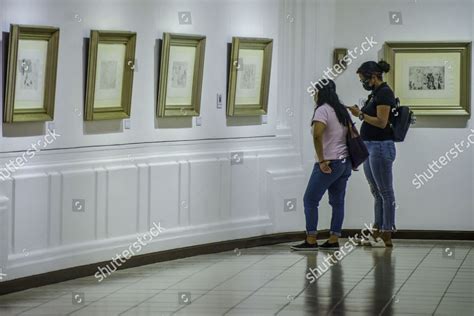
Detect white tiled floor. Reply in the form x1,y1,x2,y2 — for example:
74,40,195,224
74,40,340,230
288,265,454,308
0,240,473,315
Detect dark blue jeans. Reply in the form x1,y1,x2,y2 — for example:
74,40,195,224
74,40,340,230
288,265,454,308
363,140,396,232
303,159,352,236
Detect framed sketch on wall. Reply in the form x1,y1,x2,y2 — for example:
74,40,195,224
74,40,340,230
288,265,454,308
85,30,137,121
4,24,60,123
333,48,348,69
384,42,471,116
227,37,273,116
157,33,206,117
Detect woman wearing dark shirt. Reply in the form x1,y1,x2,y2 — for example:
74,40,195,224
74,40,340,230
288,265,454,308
348,60,397,247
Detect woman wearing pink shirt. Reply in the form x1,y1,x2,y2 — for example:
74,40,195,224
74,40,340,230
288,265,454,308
292,79,352,251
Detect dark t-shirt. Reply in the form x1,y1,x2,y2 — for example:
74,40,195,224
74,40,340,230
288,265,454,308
360,82,396,141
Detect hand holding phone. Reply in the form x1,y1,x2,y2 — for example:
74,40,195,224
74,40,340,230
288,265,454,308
348,104,361,117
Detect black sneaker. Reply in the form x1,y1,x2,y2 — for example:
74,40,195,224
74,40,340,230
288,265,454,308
319,241,340,250
291,241,319,251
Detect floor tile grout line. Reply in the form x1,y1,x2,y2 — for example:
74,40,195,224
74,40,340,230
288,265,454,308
14,291,73,315
272,280,309,316
221,255,306,315
13,279,112,316
276,286,307,315
16,265,193,316
3,241,472,315
15,271,163,310
65,274,157,315
325,251,378,316
170,254,273,315
378,244,437,316
432,247,472,316
274,246,362,315
117,260,223,315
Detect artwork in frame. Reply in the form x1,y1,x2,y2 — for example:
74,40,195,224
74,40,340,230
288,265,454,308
85,30,137,121
333,48,348,69
384,42,471,116
157,33,206,117
227,37,273,116
4,24,60,123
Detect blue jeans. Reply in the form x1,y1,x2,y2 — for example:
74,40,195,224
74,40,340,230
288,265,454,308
363,141,396,232
303,159,352,236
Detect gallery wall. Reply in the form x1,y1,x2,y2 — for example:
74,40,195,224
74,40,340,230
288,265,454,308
314,0,474,231
0,0,282,151
0,0,472,282
0,0,310,281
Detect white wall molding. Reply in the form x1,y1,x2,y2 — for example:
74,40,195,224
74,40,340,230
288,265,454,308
0,0,334,279
0,131,304,280
5,215,273,281
0,196,9,276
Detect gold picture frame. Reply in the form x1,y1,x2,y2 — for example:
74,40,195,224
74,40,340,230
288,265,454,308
85,30,137,121
227,37,273,116
4,24,60,123
384,42,471,116
157,33,206,117
333,48,348,69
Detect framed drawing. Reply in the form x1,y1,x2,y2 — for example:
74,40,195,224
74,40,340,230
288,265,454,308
384,42,471,116
157,33,206,117
333,48,348,69
85,30,137,121
4,24,60,123
227,37,273,116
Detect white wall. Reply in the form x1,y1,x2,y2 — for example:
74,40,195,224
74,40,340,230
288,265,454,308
327,0,474,231
0,0,282,150
0,0,309,281
472,0,474,227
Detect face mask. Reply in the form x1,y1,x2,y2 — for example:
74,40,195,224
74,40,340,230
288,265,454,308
362,79,374,91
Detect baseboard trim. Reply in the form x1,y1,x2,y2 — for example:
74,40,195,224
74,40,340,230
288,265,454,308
0,231,305,296
342,229,474,241
0,229,472,295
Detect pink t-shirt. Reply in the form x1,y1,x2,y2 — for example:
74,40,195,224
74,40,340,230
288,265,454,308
312,104,348,161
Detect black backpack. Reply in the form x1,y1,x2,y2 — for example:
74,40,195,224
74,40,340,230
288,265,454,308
390,98,415,142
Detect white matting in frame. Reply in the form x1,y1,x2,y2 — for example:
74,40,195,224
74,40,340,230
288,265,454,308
165,45,196,107
94,43,126,109
14,39,48,110
395,52,461,107
235,49,264,106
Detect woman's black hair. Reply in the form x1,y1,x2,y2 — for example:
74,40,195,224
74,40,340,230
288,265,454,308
357,60,391,80
313,79,350,126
